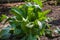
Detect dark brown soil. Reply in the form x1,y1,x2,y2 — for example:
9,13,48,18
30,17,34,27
0,2,60,40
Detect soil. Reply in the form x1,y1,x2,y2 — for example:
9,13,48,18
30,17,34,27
41,3,60,40
0,2,60,40
43,4,60,28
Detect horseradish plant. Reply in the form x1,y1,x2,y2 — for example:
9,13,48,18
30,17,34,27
0,0,52,40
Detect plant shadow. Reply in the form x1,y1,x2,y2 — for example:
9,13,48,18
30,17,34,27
49,19,60,26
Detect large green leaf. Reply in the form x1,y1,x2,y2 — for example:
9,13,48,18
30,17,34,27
11,7,23,21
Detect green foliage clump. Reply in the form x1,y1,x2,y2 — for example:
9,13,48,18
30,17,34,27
0,0,52,40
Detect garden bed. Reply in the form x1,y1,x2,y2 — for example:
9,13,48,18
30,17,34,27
0,2,60,40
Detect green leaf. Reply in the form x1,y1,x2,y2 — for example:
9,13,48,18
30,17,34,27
33,0,43,8
0,15,8,22
11,7,23,21
43,10,51,16
37,20,42,29
0,26,11,39
26,22,34,28
27,33,37,40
